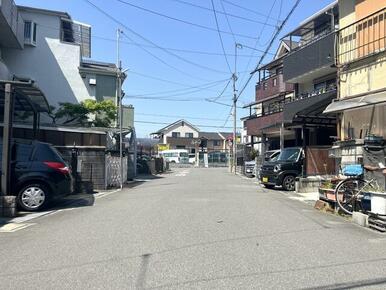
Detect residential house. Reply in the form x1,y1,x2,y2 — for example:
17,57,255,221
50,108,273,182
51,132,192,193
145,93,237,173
151,119,234,153
242,39,296,151
324,0,386,140
281,1,339,150
0,0,24,81
1,5,124,112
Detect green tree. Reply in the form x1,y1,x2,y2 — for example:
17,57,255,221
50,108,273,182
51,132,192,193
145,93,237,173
51,99,117,127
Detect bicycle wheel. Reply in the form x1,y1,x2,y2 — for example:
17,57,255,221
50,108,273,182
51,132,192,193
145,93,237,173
335,178,368,215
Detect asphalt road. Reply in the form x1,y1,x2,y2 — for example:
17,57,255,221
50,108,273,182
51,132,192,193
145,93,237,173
1,167,386,289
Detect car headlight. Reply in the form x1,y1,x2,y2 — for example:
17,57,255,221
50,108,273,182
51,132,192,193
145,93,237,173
273,164,281,172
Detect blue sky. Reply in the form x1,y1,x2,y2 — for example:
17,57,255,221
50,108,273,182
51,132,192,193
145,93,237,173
16,0,334,137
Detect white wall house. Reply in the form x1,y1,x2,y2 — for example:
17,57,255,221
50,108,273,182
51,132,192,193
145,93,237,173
1,5,123,112
2,6,94,107
153,119,200,144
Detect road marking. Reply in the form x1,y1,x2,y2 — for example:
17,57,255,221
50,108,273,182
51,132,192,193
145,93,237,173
0,223,34,233
175,170,190,177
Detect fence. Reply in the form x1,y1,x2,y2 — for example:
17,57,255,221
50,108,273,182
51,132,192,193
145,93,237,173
338,7,386,65
105,153,128,188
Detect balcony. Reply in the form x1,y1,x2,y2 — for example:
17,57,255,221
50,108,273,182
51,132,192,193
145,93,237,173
255,73,294,101
283,32,336,83
244,112,284,136
0,0,24,49
338,7,386,65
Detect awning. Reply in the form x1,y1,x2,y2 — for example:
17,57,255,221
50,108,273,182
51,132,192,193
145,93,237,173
323,90,386,114
283,90,336,123
0,80,50,113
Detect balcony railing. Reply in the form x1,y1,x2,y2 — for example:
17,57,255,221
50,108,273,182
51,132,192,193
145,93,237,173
338,7,386,65
289,84,337,103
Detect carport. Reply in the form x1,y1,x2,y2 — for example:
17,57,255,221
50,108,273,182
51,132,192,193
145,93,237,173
0,80,50,217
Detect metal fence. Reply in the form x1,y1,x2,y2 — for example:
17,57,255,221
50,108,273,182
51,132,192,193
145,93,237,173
105,154,128,188
338,7,386,65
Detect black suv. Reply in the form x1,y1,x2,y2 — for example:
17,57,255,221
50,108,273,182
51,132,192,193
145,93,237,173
260,147,304,191
0,139,74,211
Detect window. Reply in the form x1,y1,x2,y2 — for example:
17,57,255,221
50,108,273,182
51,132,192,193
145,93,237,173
263,82,268,90
12,144,32,162
213,140,221,146
60,19,91,58
172,132,180,138
272,78,277,87
185,133,193,138
24,21,37,45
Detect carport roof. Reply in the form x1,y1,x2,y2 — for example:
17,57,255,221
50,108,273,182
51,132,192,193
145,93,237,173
0,80,50,113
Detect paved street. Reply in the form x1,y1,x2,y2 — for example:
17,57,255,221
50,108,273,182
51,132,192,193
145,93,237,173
1,168,386,289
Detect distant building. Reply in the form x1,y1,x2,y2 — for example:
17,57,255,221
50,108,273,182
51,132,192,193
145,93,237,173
151,119,235,153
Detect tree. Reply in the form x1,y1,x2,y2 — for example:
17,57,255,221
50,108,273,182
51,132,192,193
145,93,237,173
50,99,117,127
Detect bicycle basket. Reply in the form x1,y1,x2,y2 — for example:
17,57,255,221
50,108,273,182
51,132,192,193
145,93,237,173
342,164,363,176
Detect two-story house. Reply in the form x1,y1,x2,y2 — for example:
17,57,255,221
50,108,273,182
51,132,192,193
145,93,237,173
1,5,124,113
152,119,234,154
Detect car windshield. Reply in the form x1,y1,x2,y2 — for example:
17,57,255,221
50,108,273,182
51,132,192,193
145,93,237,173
277,148,301,161
179,152,188,157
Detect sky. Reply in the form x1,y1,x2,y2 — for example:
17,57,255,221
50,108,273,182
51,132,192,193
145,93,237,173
16,0,334,137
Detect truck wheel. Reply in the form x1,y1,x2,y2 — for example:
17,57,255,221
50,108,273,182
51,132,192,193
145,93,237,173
282,175,296,191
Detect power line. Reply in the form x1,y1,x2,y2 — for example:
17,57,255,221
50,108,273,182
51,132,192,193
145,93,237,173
38,23,263,59
222,0,280,22
219,0,237,44
114,0,267,40
210,0,233,74
135,120,240,130
121,32,228,75
93,35,262,58
206,78,232,102
169,0,273,27
128,78,230,98
238,0,302,101
136,112,228,121
84,0,222,81
238,0,278,85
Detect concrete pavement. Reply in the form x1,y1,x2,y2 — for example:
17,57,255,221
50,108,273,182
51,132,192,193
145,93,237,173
0,167,386,289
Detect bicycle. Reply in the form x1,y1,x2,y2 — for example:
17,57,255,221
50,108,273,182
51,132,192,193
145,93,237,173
334,164,384,215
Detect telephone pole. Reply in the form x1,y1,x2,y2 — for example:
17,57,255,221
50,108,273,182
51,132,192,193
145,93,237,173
116,28,124,190
232,43,242,174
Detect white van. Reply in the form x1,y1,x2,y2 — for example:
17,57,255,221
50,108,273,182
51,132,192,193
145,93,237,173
159,149,189,164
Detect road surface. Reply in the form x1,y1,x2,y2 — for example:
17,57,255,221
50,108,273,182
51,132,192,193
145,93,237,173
1,168,386,289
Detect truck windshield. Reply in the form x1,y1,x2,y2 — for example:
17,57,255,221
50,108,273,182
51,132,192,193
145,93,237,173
277,148,300,161
179,152,188,157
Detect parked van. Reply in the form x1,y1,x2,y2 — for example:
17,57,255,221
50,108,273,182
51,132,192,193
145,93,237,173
260,147,304,191
159,149,189,164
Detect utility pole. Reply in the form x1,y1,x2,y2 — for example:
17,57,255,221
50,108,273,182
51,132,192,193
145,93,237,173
232,43,242,174
117,28,124,190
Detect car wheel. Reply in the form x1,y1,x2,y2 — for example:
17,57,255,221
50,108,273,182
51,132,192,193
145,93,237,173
263,184,275,189
282,175,296,191
17,183,49,211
